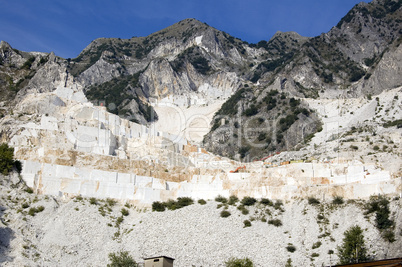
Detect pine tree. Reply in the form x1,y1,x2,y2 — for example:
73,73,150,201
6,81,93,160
337,225,369,264
0,143,16,175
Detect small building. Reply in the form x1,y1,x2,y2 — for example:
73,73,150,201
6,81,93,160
144,256,175,267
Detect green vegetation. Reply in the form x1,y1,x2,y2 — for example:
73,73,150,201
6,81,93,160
28,206,45,216
312,241,322,249
251,53,295,82
21,57,35,70
215,195,228,203
106,198,117,207
120,208,129,216
220,210,231,218
238,146,251,159
190,56,211,75
337,225,369,265
0,143,22,175
228,195,239,205
268,219,282,227
170,46,211,74
198,199,207,205
89,197,98,205
151,197,194,212
243,104,259,117
332,196,344,205
85,71,157,123
263,90,278,110
308,197,320,205
260,198,273,206
243,220,252,228
216,87,251,116
225,257,254,267
285,258,293,267
152,201,166,212
365,195,393,230
107,251,137,267
286,244,296,253
311,253,320,258
240,197,257,206
273,200,284,212
383,119,402,128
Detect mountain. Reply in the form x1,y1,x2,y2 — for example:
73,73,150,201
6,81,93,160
204,0,402,160
0,1,401,266
2,0,400,159
0,0,400,178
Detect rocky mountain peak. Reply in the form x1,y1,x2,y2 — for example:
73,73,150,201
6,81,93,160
0,40,12,50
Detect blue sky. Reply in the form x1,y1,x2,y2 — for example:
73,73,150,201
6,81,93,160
0,0,369,59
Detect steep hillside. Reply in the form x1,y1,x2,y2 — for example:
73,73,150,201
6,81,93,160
203,0,402,160
1,175,401,266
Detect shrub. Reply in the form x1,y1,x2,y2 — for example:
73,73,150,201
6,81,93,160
121,208,129,216
268,219,282,227
286,245,296,253
228,195,239,205
311,253,320,258
24,187,34,194
164,199,178,210
215,195,228,203
89,197,97,205
28,206,45,216
312,241,322,249
0,143,22,175
21,203,30,209
36,206,44,212
106,198,117,207
260,198,273,206
176,197,194,208
241,208,250,215
382,230,396,243
21,57,35,70
115,216,124,227
383,119,402,128
308,197,320,205
274,200,284,211
285,258,293,267
152,201,166,212
365,195,393,231
220,210,231,218
241,197,257,206
243,220,252,228
225,257,254,267
198,199,207,205
332,196,344,205
107,251,136,267
350,145,359,150
243,104,259,117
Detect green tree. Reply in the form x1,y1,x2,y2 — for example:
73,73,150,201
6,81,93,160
107,251,136,267
0,143,21,175
337,225,369,264
225,257,254,267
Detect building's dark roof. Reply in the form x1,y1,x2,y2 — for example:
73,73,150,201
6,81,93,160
143,256,175,261
333,257,402,267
